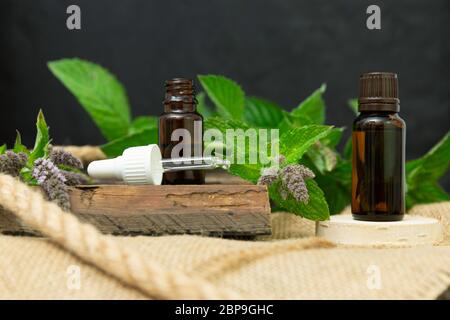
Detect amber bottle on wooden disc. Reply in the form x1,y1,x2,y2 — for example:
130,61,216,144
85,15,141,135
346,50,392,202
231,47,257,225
352,72,405,221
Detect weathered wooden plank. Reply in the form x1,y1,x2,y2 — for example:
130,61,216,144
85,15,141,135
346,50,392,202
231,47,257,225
0,179,272,237
0,208,41,237
68,184,271,236
70,185,269,215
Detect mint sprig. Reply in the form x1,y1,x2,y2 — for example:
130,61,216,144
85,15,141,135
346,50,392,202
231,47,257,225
13,130,29,154
198,75,245,120
269,179,329,221
280,125,333,164
48,58,131,141
406,132,450,208
129,116,158,135
204,115,333,219
204,117,262,183
48,58,165,157
196,92,216,119
29,109,50,164
244,97,284,128
291,84,327,124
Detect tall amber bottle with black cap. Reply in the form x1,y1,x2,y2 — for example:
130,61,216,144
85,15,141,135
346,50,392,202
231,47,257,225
159,78,205,184
352,72,405,221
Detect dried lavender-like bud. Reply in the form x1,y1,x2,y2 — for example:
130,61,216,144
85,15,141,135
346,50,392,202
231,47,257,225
61,170,89,186
258,174,277,186
32,159,66,184
41,175,70,211
257,166,279,186
281,163,315,179
0,151,28,177
49,148,83,170
32,158,70,211
280,164,315,204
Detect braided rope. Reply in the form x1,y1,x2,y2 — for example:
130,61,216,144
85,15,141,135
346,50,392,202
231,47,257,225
0,174,243,299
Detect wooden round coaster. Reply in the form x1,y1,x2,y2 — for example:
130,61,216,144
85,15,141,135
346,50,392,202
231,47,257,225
316,215,443,246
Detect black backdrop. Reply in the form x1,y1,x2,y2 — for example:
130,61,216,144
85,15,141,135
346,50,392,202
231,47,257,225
1,0,449,189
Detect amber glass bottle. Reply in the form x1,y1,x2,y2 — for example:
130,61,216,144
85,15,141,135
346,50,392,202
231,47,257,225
158,78,205,184
352,72,406,221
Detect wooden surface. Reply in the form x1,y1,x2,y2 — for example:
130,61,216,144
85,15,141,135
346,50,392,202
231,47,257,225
70,184,271,237
0,171,271,237
316,215,443,246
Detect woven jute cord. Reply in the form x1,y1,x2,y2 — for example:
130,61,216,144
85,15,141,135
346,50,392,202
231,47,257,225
0,173,332,299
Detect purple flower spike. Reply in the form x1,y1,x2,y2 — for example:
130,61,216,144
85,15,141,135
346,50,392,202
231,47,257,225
32,158,70,211
0,151,28,177
280,164,315,204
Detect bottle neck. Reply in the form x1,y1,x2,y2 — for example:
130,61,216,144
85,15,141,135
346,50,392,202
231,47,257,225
163,78,197,112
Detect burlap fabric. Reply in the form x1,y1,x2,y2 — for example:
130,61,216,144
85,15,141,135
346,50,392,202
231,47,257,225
0,196,449,299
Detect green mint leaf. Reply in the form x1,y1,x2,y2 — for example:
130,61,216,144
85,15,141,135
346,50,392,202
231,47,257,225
316,176,350,215
204,117,262,183
13,130,29,154
204,117,251,131
129,116,158,135
0,144,6,155
20,167,35,184
311,160,352,214
196,92,216,119
305,128,343,175
228,165,261,184
343,99,358,158
29,109,50,164
269,179,329,221
277,112,314,134
406,132,450,187
48,58,131,141
101,127,158,158
306,143,337,174
348,98,359,115
291,84,326,124
321,127,344,148
244,97,284,128
198,75,245,120
343,136,352,159
56,164,84,174
406,182,449,209
205,117,276,183
280,125,333,164
323,159,352,184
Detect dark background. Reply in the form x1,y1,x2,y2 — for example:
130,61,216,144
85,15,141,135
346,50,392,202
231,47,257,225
1,0,449,189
